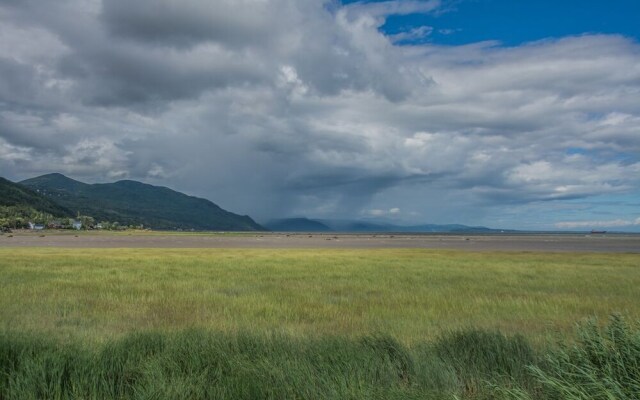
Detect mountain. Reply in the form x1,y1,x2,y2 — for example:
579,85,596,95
319,220,389,232
318,219,506,233
264,217,509,233
20,173,265,231
0,177,72,216
264,218,332,232
389,224,501,233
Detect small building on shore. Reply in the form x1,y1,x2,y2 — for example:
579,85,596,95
28,222,45,230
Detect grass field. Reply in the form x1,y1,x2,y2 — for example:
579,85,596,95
1,247,639,398
1,248,639,343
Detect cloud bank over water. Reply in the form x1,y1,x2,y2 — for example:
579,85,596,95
1,0,639,229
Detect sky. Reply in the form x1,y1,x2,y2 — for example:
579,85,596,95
0,0,639,231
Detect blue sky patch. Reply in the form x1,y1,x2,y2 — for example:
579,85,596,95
343,0,640,46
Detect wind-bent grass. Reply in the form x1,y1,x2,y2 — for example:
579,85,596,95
1,248,639,398
527,315,640,400
0,248,638,344
0,330,456,400
1,316,638,399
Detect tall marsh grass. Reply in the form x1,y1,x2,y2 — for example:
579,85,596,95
1,248,639,343
529,314,640,400
1,316,638,399
1,248,638,397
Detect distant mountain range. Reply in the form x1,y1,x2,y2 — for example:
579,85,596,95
17,173,265,231
3,172,513,233
0,177,72,217
265,218,511,233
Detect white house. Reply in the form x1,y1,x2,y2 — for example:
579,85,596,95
72,220,82,230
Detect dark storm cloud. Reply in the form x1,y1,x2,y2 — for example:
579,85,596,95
0,111,65,151
0,58,39,105
58,43,269,106
100,0,273,48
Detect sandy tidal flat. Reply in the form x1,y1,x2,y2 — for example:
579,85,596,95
0,231,638,252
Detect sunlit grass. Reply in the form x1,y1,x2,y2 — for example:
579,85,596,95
1,248,638,344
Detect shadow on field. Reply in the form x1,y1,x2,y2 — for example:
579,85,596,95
0,315,638,399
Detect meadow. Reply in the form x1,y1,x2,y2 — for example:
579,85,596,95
1,247,639,398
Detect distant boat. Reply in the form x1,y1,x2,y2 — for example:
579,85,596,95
590,230,607,234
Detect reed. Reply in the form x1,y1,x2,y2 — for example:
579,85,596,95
1,317,637,399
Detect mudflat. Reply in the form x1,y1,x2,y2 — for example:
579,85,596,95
0,231,638,252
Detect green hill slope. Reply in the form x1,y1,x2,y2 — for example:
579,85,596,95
20,173,265,231
0,177,72,217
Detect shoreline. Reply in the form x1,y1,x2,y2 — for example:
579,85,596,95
1,231,639,253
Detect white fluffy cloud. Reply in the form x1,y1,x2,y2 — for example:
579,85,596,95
1,0,639,228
